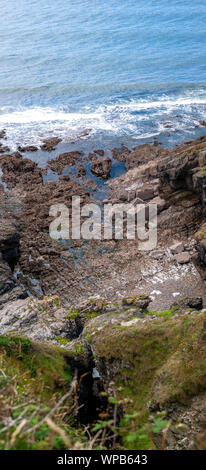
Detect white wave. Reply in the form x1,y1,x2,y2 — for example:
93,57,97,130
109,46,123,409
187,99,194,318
0,106,116,130
0,91,206,149
103,96,206,113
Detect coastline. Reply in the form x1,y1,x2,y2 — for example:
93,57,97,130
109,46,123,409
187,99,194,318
1,126,206,449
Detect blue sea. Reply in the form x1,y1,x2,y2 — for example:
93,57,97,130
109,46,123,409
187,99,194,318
0,0,206,150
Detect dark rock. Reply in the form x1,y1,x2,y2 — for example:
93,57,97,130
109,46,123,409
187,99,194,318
0,146,10,153
76,164,86,178
91,157,112,179
0,130,6,139
136,187,155,201
48,151,83,174
40,137,62,152
18,145,38,152
94,149,104,157
158,143,206,208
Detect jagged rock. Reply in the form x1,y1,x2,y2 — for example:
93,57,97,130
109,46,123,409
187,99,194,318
0,297,79,342
40,137,62,151
17,145,38,152
48,151,83,174
91,157,112,178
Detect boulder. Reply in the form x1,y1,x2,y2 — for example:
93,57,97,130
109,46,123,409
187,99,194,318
91,157,112,179
174,252,190,264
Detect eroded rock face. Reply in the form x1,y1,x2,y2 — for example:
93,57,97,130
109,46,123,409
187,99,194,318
158,138,206,207
91,157,112,178
0,193,27,304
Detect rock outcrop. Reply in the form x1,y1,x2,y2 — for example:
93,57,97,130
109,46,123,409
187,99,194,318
91,157,112,178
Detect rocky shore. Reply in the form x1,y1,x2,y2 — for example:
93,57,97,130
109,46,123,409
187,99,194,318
1,131,206,449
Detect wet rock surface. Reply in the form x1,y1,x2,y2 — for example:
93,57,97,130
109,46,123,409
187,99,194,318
40,137,62,151
48,151,83,174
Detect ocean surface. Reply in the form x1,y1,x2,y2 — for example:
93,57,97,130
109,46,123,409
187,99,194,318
0,0,206,150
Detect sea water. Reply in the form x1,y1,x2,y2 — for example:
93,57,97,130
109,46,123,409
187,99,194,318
0,0,206,150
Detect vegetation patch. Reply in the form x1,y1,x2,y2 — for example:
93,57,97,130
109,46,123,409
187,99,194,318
0,335,91,450
86,310,206,449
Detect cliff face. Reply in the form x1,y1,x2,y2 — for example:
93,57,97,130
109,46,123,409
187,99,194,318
158,141,206,207
157,136,206,280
